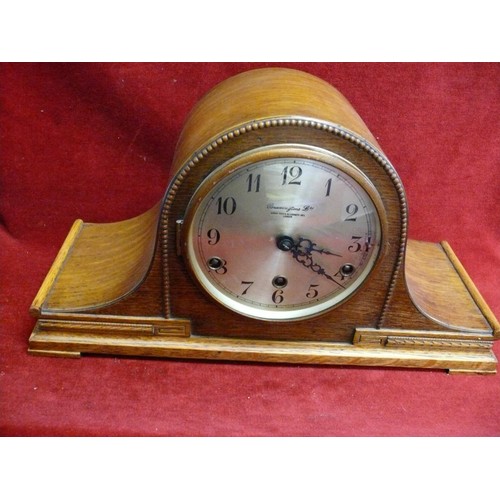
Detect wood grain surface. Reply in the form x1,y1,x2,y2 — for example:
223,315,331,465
28,67,499,373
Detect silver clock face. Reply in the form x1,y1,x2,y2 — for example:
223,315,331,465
183,146,383,321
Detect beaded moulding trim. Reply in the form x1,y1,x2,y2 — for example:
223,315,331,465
160,117,408,327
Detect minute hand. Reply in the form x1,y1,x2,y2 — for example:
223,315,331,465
291,238,345,288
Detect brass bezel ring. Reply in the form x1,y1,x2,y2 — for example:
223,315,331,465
180,143,388,322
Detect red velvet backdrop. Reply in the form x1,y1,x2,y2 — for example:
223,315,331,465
1,63,499,436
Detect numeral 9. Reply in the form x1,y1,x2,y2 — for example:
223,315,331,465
207,228,220,245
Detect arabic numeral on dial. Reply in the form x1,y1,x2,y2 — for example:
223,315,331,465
207,228,220,245
216,197,237,215
344,203,359,221
272,289,284,304
365,236,372,252
334,270,346,281
348,236,362,253
306,284,319,298
246,173,261,193
240,281,254,296
325,178,333,197
281,165,302,186
216,263,228,275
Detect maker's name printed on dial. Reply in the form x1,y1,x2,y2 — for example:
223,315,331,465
267,203,315,218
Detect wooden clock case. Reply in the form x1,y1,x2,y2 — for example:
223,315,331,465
28,68,500,374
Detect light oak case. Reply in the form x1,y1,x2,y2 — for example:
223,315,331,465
29,68,500,374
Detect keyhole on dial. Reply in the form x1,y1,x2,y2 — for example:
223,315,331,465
208,257,224,270
341,264,355,276
272,276,288,289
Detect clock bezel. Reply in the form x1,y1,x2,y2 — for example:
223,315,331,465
181,144,388,322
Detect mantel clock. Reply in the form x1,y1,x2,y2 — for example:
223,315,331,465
29,68,500,374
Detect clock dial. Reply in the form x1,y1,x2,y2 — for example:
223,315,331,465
183,146,383,320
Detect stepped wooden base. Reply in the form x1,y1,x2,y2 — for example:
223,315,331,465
28,236,499,374
28,320,497,374
28,236,498,375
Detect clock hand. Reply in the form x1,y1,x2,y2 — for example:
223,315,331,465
292,248,346,288
276,236,345,288
295,237,342,258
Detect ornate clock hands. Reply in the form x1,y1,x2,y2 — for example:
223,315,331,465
276,236,342,257
295,237,342,258
276,236,345,288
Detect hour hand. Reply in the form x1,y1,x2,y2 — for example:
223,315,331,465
295,237,342,258
275,236,342,258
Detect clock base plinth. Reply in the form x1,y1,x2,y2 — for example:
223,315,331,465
28,321,497,374
28,215,498,374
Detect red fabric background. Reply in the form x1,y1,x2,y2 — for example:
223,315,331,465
1,62,499,436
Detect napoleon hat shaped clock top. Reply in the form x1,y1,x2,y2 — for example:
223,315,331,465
29,68,500,374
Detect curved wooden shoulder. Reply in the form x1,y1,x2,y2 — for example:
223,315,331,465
30,202,161,314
